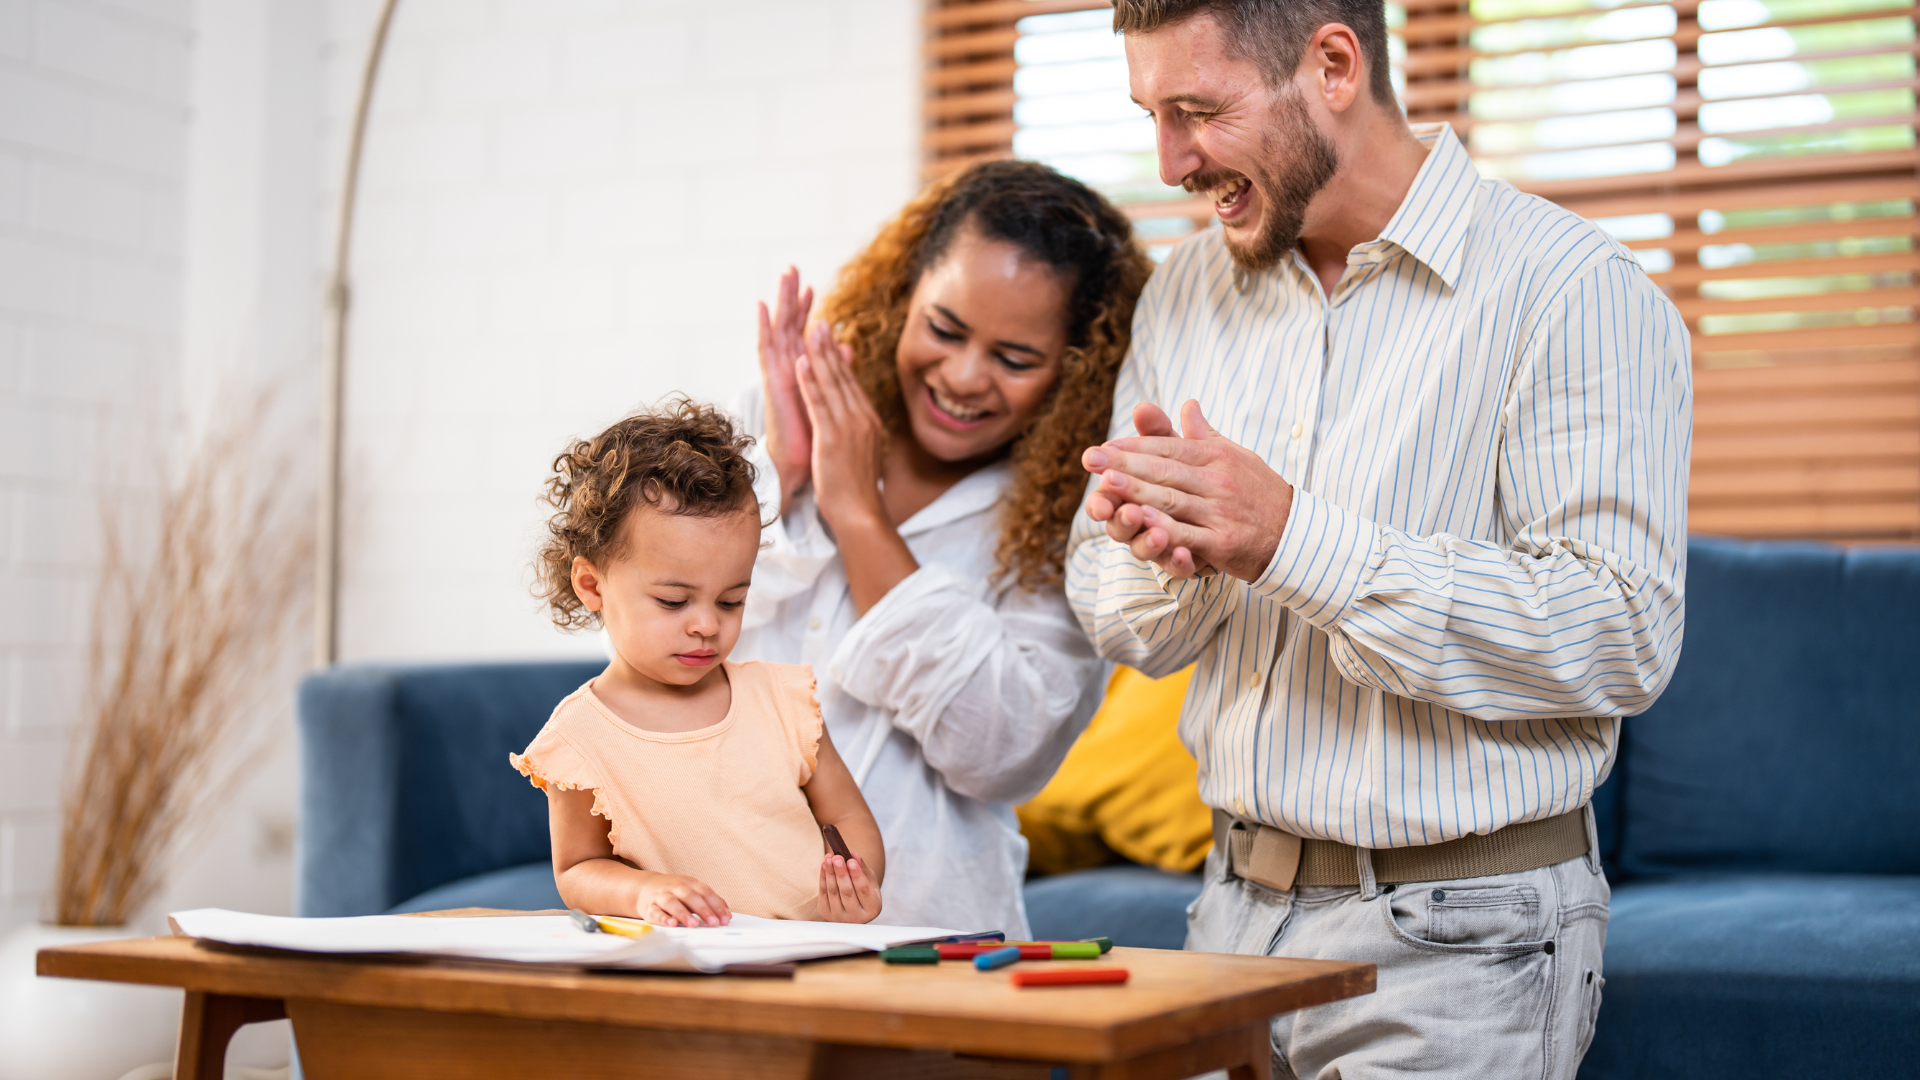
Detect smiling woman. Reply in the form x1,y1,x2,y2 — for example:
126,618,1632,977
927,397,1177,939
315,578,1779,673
730,160,1153,937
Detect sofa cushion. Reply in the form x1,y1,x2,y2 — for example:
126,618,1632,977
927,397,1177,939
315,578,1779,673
388,861,565,915
1023,865,1203,951
1580,873,1920,1080
1019,665,1212,876
1619,537,1920,876
383,663,600,906
297,660,600,915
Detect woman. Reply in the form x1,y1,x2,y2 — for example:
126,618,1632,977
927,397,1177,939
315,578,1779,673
732,161,1152,937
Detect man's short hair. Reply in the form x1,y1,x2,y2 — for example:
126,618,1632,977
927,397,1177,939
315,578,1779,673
1112,0,1396,106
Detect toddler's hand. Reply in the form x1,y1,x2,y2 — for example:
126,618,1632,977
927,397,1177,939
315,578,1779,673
817,854,882,923
637,874,731,927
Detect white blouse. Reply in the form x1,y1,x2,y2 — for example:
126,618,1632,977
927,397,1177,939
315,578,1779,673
728,387,1107,938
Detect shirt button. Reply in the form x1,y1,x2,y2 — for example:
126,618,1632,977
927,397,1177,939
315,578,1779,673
807,617,821,631
1291,421,1305,440
1234,798,1247,816
1247,671,1261,689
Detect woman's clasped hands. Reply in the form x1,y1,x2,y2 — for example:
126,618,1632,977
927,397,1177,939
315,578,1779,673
796,321,888,535
757,266,890,535
756,266,816,513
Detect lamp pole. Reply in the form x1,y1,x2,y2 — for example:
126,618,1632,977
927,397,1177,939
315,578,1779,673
317,0,401,667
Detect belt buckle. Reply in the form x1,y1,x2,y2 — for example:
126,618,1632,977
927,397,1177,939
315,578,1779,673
1230,820,1303,893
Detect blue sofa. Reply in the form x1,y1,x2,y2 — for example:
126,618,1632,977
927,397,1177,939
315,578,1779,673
297,537,1920,1077
1576,537,1920,1078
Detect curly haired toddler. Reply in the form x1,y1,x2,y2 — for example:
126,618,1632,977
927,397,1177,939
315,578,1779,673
511,399,884,926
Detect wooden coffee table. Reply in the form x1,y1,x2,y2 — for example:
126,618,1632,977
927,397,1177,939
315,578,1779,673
37,915,1373,1080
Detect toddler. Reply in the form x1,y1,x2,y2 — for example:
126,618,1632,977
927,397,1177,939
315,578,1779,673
511,400,884,926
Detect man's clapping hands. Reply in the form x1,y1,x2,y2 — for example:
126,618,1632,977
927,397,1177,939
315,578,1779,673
1082,400,1296,583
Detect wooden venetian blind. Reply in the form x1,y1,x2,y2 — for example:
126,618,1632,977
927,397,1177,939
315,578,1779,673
925,0,1920,540
925,1,1217,245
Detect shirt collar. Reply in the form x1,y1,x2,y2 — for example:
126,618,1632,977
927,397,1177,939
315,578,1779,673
1370,122,1481,290
894,458,1012,538
1233,122,1482,294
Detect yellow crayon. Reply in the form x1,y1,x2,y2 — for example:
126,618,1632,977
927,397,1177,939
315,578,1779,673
594,914,655,938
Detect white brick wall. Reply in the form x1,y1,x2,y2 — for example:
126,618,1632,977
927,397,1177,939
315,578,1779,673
323,0,921,662
0,0,192,936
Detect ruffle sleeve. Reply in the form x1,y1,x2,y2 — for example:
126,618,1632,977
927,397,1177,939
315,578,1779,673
767,662,823,784
509,723,620,848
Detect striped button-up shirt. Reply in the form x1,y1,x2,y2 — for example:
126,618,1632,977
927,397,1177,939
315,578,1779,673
1065,124,1692,848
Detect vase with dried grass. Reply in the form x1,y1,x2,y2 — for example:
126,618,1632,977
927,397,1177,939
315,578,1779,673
0,397,312,1080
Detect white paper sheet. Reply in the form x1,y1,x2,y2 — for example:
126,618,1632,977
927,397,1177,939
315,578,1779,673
167,909,966,973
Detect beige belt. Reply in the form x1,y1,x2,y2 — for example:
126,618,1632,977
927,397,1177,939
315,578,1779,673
1212,808,1591,892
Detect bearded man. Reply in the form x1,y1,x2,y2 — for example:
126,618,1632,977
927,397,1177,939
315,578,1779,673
1064,1,1692,1076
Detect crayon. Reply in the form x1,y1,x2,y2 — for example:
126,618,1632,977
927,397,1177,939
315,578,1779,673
1011,967,1130,987
569,909,655,939
976,939,1108,951
822,823,854,860
881,946,941,964
593,914,656,938
973,946,1023,971
935,942,1104,961
939,944,1050,960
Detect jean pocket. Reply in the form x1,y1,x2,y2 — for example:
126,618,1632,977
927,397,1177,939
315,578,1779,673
1576,970,1604,1059
1385,884,1550,953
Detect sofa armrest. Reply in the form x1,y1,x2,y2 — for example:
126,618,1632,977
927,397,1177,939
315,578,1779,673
296,667,406,916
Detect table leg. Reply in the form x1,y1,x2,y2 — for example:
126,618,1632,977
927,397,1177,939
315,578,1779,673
1225,1018,1274,1080
174,992,287,1080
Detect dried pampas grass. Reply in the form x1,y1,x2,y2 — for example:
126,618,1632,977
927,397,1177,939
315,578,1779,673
54,396,313,926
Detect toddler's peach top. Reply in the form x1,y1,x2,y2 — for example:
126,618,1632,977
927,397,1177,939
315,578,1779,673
510,661,825,921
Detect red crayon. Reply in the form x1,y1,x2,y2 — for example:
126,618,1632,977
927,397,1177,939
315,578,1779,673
1011,968,1130,987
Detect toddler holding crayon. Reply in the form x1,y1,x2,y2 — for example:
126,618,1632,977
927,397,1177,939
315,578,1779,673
511,400,885,926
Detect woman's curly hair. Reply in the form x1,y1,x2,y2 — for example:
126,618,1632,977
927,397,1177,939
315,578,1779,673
820,160,1154,589
535,398,758,630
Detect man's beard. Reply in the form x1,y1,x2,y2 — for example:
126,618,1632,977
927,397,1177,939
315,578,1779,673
1190,86,1339,273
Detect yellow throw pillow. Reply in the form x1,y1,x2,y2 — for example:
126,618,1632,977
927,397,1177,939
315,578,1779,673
1018,665,1212,876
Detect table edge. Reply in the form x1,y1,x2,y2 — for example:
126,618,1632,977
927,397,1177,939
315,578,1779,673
37,940,1377,1062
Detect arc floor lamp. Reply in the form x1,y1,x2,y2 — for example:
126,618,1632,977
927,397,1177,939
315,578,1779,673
317,0,401,666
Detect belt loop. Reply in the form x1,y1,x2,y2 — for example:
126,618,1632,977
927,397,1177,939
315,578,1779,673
1356,845,1379,901
1584,802,1602,876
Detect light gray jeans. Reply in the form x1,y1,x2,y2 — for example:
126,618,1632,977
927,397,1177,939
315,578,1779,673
1186,844,1608,1080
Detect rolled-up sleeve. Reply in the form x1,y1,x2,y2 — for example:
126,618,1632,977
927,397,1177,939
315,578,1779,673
827,564,1106,805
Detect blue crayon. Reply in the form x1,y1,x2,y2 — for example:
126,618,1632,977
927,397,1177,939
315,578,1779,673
973,945,1022,971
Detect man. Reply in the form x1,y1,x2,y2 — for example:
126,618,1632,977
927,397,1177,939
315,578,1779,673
1065,1,1691,1077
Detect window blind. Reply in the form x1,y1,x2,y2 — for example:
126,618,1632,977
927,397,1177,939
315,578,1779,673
924,0,1920,540
924,0,1213,254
